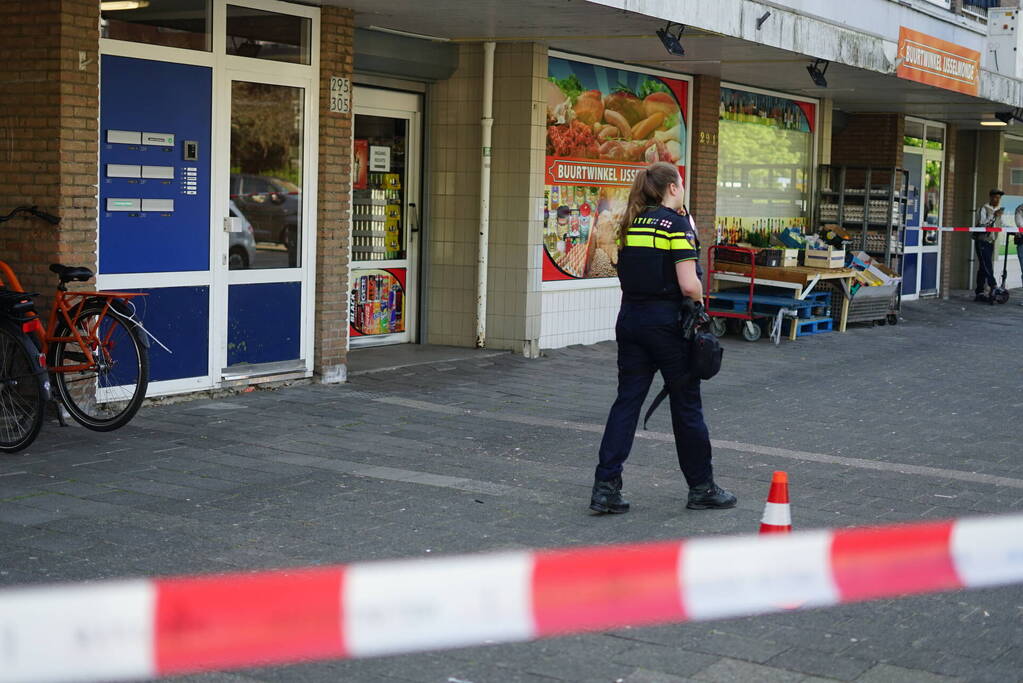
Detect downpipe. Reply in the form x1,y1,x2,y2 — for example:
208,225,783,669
476,41,495,348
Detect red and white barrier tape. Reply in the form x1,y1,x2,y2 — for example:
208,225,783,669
917,225,1021,232
1,514,1021,683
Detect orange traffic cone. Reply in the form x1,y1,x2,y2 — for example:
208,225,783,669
759,471,792,534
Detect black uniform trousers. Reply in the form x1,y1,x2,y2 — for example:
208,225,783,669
595,299,713,487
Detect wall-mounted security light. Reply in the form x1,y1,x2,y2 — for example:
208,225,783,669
100,1,149,10
806,59,830,88
994,111,1016,124
656,22,686,57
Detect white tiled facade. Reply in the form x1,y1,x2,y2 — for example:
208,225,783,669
539,283,622,349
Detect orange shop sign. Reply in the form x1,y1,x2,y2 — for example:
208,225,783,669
897,27,980,96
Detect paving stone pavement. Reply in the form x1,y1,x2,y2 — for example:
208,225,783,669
2,293,1023,683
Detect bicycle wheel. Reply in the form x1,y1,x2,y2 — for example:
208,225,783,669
51,303,148,431
0,322,46,452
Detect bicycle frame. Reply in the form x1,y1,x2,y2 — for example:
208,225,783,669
43,291,144,374
0,259,145,373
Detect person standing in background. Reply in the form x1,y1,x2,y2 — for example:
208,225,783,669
975,189,1004,302
1015,201,1023,305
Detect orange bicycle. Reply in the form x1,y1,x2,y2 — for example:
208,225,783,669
0,206,150,447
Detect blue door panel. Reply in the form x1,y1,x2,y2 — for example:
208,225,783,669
116,286,210,382
902,253,918,296
227,283,301,366
921,252,938,292
100,55,212,274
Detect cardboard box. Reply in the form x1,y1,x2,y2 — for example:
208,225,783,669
804,247,846,269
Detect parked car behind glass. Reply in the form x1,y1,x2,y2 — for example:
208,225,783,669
229,173,301,266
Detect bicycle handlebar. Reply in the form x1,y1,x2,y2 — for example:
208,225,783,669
0,206,61,226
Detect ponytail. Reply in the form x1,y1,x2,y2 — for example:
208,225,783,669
617,161,681,247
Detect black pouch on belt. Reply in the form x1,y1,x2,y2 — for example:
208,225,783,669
642,302,723,429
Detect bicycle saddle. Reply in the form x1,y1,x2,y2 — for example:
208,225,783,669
49,263,94,283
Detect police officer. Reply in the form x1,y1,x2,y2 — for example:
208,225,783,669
590,161,737,514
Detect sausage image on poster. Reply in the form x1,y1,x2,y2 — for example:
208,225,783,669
543,56,689,281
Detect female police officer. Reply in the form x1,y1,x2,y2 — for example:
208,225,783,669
590,161,737,514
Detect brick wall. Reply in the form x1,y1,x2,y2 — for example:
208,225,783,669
689,75,720,269
0,0,99,308
314,6,354,383
831,113,905,169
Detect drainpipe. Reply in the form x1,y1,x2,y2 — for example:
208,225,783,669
476,41,495,348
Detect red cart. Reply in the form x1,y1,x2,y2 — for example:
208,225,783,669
705,245,767,342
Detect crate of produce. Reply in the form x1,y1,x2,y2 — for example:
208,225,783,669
804,247,845,269
780,248,800,267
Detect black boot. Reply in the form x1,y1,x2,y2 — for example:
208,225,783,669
590,476,630,514
687,480,737,510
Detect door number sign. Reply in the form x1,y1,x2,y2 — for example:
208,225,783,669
329,76,351,114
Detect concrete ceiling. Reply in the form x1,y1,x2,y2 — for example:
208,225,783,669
311,0,1015,130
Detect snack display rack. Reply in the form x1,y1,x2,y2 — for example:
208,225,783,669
814,165,908,325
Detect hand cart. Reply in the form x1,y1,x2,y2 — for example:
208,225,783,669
705,245,769,342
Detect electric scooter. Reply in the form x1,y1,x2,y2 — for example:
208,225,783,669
991,236,1011,304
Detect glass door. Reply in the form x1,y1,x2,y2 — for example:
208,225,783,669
350,88,421,346
902,118,945,300
214,0,317,380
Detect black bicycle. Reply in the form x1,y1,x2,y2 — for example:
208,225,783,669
0,288,49,452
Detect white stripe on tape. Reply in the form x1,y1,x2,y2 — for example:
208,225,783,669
343,551,534,657
0,580,154,683
682,531,838,620
760,502,791,526
950,514,1023,589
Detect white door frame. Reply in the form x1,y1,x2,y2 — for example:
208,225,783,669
98,0,320,395
349,87,422,347
903,117,946,301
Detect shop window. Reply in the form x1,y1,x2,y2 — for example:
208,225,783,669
716,87,815,242
904,119,925,148
925,126,945,151
100,0,211,51
1002,136,1023,196
226,5,311,65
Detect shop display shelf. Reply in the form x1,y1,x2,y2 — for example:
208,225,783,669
782,316,834,337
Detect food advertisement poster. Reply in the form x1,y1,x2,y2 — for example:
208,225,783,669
544,56,689,282
350,268,405,337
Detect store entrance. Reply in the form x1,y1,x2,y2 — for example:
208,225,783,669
215,1,317,381
350,88,422,346
902,118,945,300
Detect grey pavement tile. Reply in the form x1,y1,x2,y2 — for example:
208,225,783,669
765,649,875,682
611,644,719,677
691,657,811,683
854,664,962,683
623,668,695,683
0,503,70,526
